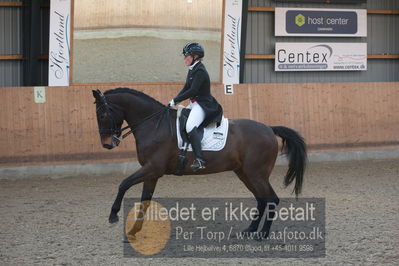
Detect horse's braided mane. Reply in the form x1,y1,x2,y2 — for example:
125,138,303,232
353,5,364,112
104,87,164,107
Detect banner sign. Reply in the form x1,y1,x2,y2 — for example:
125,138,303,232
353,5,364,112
275,8,367,37
48,0,71,86
222,0,243,85
275,43,367,71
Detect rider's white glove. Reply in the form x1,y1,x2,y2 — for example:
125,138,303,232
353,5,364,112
169,99,175,107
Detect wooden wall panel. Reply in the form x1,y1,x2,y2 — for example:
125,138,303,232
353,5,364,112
0,82,398,167
237,82,399,150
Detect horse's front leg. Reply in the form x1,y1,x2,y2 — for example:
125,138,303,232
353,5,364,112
127,178,159,237
109,166,152,224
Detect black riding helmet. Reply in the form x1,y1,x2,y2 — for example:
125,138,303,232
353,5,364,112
182,42,204,59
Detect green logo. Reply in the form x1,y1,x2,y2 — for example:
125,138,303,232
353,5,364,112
295,14,305,27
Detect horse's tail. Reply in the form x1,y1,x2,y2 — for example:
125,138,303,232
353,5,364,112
271,126,307,197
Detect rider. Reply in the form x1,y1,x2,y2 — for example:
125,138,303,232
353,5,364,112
168,42,223,170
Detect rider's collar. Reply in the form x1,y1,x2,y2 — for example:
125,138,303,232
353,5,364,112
189,60,200,70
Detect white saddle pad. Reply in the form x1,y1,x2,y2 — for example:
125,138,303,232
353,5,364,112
176,116,229,151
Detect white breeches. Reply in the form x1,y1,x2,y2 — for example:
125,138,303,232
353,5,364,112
186,101,205,133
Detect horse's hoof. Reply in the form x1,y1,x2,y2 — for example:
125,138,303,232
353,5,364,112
255,231,269,241
122,234,136,243
242,228,257,233
109,214,119,224
255,235,264,242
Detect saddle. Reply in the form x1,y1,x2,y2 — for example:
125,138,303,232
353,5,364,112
175,105,229,175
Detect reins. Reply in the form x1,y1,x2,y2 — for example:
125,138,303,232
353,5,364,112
124,105,173,137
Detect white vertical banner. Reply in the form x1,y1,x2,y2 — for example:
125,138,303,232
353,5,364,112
222,0,243,85
48,0,71,86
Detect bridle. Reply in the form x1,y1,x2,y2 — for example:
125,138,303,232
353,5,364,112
95,90,172,145
95,91,127,146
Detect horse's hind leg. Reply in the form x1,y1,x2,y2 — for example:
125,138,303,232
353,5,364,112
259,185,279,239
234,168,279,238
234,169,266,232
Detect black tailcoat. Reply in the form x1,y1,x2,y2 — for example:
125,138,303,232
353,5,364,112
173,62,223,127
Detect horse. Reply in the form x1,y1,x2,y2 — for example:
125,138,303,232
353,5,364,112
92,87,307,239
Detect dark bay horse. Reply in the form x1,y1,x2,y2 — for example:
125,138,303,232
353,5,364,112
92,87,307,239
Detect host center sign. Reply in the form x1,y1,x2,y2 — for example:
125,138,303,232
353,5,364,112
275,8,367,37
302,15,351,27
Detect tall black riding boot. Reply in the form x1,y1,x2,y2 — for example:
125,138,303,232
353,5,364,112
188,127,206,170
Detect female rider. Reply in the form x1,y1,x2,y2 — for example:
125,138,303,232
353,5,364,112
168,42,223,170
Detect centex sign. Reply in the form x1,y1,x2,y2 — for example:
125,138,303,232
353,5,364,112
275,43,367,72
278,49,329,64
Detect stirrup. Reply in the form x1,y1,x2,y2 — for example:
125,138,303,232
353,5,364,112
190,158,206,170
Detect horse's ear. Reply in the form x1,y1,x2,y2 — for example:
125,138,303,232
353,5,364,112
92,90,101,101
